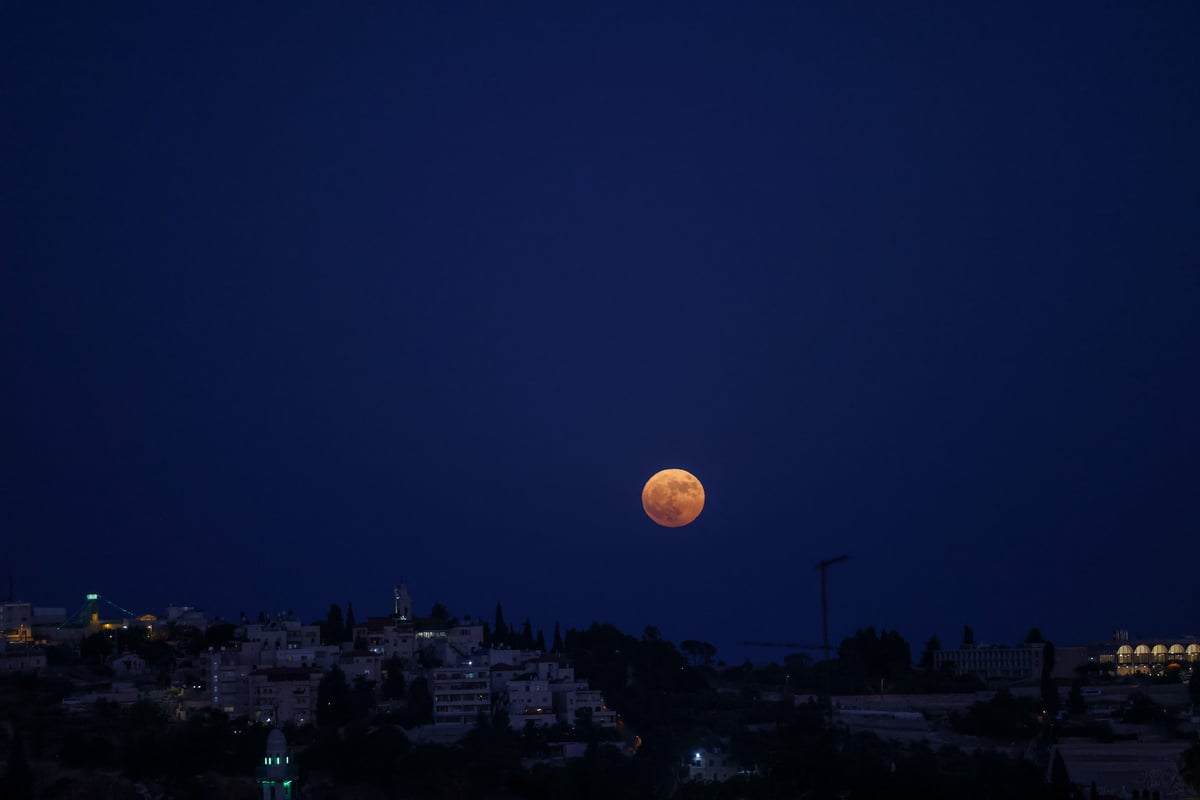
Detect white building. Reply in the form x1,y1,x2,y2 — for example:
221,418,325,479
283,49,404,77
0,601,33,642
243,620,321,651
685,748,745,782
0,640,46,674
208,648,251,717
249,667,321,727
933,643,1045,682
339,650,383,684
166,605,209,631
431,665,491,725
112,653,147,676
555,688,617,727
504,677,556,729
489,662,525,694
355,617,418,663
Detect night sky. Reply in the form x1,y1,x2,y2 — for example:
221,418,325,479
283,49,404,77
4,4,1198,663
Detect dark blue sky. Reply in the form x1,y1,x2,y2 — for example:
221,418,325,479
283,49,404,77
3,3,1198,662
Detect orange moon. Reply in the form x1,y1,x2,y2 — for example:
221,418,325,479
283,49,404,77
641,468,705,527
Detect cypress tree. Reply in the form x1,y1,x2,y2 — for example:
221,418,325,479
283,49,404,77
344,602,356,642
323,603,344,646
494,602,507,646
521,617,534,649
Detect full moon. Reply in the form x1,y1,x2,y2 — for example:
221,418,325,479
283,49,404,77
641,468,705,528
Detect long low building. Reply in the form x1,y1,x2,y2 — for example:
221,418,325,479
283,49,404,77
933,642,1045,682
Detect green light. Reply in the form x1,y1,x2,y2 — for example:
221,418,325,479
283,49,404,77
87,594,99,600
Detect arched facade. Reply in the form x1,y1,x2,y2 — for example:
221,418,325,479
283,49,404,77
1100,638,1199,675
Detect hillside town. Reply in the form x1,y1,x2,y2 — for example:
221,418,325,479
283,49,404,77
1,584,619,735
1,585,1199,799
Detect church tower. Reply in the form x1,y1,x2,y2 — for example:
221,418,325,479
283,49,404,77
393,581,413,621
256,728,298,799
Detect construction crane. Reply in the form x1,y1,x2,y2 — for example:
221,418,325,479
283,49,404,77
816,555,848,664
741,555,850,662
741,640,827,651
740,556,848,715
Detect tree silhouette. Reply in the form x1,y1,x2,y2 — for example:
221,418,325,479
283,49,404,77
1066,678,1087,715
521,617,534,649
680,640,717,667
838,627,912,691
406,676,433,725
494,602,507,646
1040,641,1059,714
917,634,941,669
317,664,348,725
1182,742,1200,794
1050,749,1070,798
381,655,407,700
323,603,344,646
0,732,33,800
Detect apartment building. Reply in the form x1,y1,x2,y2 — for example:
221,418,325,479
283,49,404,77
431,665,491,725
249,667,322,727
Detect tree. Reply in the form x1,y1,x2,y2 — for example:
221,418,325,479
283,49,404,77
1040,641,1059,715
917,635,941,669
952,689,1038,739
680,640,717,667
1050,749,1070,799
838,627,912,690
1181,742,1200,794
1066,679,1086,715
0,732,33,800
406,676,433,725
317,664,348,725
536,629,546,652
494,602,507,646
323,603,345,646
521,617,534,649
344,602,356,642
348,675,376,721
553,621,564,653
203,622,238,650
430,601,450,625
963,625,975,645
80,631,113,664
1188,666,1200,713
381,656,407,700
1024,627,1045,644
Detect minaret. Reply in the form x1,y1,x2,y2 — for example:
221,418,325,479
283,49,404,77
256,728,298,799
393,581,413,621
